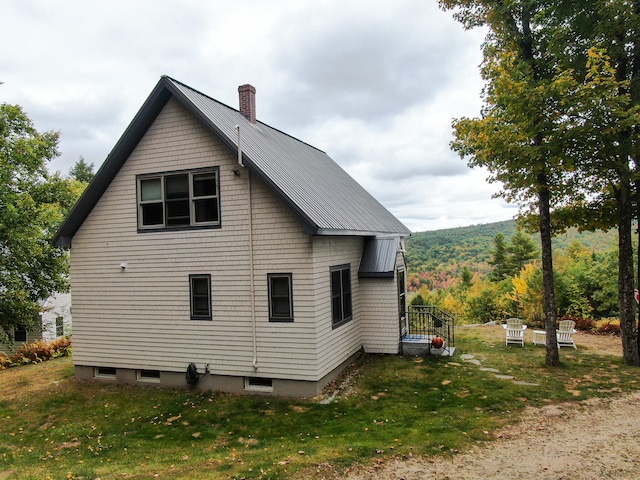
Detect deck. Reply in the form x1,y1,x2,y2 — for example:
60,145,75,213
401,305,455,356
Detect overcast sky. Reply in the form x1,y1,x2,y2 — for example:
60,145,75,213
1,0,517,232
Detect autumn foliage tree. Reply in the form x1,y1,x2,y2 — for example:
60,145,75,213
439,0,584,365
440,0,640,365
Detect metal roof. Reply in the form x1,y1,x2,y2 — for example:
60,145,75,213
53,76,410,246
358,236,401,278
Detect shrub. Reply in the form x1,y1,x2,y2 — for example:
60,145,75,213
0,351,9,369
410,293,425,306
593,318,620,335
0,337,72,370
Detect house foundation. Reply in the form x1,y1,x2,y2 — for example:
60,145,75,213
74,350,361,398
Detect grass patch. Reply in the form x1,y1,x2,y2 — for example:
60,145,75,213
0,327,637,479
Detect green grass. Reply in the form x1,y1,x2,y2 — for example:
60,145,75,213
1,327,638,479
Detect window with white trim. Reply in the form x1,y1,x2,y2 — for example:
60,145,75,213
190,274,212,320
56,316,64,337
331,264,352,328
138,168,220,229
268,273,293,322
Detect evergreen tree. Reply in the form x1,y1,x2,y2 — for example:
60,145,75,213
69,155,95,183
488,233,509,281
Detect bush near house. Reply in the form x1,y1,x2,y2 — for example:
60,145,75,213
0,337,72,369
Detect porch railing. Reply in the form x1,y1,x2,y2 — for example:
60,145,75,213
402,305,455,348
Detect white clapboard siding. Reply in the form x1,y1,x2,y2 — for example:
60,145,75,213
71,98,370,382
40,293,73,341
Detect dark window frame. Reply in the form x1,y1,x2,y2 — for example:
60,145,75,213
268,273,294,322
397,269,407,318
137,167,221,231
331,264,352,328
14,325,27,343
189,274,212,320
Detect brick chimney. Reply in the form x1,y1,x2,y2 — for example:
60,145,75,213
238,84,256,123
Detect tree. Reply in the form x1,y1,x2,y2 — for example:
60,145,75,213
69,156,94,183
488,233,509,281
460,266,474,290
505,231,539,276
0,103,81,344
439,0,581,365
543,2,640,364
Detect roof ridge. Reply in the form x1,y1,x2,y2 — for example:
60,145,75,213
162,75,326,155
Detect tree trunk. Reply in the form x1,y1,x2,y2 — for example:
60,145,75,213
636,179,640,358
538,181,560,366
618,180,639,365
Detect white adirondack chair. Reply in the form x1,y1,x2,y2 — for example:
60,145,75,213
556,320,577,349
503,318,527,346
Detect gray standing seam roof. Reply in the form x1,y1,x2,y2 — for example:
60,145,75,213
359,236,401,278
53,76,410,246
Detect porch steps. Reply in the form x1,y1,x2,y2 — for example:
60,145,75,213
401,335,456,357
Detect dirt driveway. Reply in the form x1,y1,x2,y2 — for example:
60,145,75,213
341,331,640,480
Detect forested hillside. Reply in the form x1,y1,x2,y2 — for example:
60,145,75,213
406,220,617,288
405,220,620,324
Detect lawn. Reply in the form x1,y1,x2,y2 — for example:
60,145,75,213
1,326,637,479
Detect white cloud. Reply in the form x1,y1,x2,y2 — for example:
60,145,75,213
0,0,513,231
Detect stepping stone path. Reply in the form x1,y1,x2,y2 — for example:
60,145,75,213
455,354,539,387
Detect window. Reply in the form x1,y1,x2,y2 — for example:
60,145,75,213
397,270,407,319
268,274,293,322
245,377,273,392
95,367,117,378
190,274,212,320
14,325,27,343
330,264,352,328
137,370,161,383
138,168,220,230
56,316,64,337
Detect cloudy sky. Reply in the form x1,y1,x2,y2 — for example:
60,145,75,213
1,0,517,232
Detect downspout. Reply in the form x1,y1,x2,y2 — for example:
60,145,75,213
236,125,258,369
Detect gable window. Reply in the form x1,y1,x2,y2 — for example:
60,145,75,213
268,274,293,322
190,274,212,320
56,316,64,337
138,168,220,230
331,264,352,328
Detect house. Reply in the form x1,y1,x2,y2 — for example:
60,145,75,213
53,76,411,396
40,292,72,341
0,292,72,354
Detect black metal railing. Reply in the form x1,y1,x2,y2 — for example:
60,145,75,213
402,305,455,348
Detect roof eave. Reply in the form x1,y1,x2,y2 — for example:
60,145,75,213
314,228,410,237
52,77,175,247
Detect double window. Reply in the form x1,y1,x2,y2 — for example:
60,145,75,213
138,168,220,230
331,264,352,328
190,275,212,320
268,274,293,322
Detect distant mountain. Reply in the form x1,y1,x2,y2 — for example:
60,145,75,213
405,219,617,275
